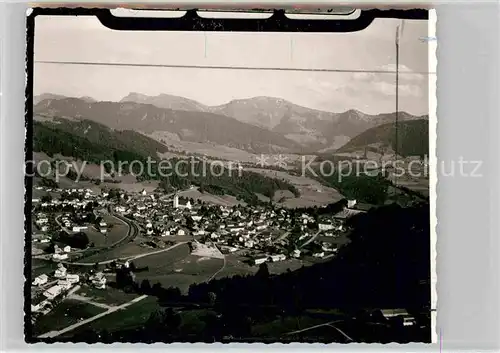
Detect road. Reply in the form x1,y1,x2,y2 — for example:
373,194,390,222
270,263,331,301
285,319,353,342
206,244,226,282
300,230,321,249
68,294,113,310
36,187,195,261
272,231,290,245
57,213,138,265
38,294,148,339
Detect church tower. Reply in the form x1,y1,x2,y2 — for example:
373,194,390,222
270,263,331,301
173,193,179,208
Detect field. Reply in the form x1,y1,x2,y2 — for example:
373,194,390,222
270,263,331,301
32,258,60,278
251,315,333,338
79,241,147,263
33,299,107,336
102,180,160,193
156,137,258,163
178,188,247,207
60,296,161,338
213,253,313,280
74,285,140,306
245,167,344,208
133,244,224,293
65,299,218,339
84,214,129,248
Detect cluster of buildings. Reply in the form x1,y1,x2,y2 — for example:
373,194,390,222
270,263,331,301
31,264,80,313
31,264,108,316
52,244,72,260
32,186,110,237
33,187,101,209
31,184,375,316
34,186,369,266
110,189,369,266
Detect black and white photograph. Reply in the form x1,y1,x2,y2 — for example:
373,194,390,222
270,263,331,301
26,9,435,344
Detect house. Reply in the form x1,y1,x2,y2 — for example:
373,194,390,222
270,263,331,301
269,254,286,262
66,274,80,284
252,255,268,266
318,223,335,231
63,245,71,253
313,252,325,258
100,228,107,234
43,285,63,300
99,221,107,228
379,308,411,318
141,189,147,196
244,240,255,248
31,300,50,313
57,280,73,290
373,309,416,326
90,272,107,289
347,199,357,208
53,253,68,261
173,194,192,210
177,229,185,236
220,245,238,254
292,249,301,258
115,206,127,213
32,274,48,286
72,226,88,232
54,265,67,278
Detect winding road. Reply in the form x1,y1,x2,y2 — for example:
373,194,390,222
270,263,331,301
57,215,137,265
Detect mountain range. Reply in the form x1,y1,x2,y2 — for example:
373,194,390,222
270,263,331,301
34,93,429,156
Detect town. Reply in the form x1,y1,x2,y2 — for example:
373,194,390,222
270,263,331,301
30,182,379,335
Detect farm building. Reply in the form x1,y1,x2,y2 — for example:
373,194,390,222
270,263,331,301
32,274,48,286
43,285,63,300
252,255,268,266
269,254,286,262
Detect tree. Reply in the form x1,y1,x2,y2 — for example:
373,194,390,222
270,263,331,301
207,291,217,306
41,194,52,203
145,308,182,337
164,308,182,332
164,287,182,301
151,282,164,297
140,279,152,294
185,217,194,230
256,262,270,279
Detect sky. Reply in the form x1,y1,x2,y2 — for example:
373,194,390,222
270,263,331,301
34,15,430,115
